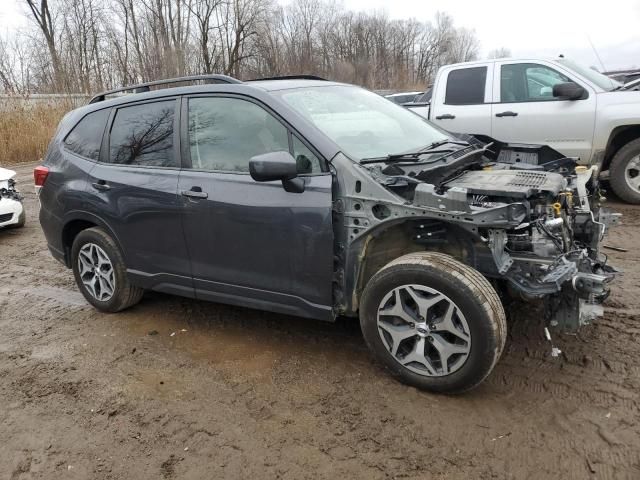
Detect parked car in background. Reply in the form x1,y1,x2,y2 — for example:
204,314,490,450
0,167,25,229
37,74,617,394
405,57,640,204
384,91,423,105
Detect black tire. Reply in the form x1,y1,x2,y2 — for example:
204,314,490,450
609,138,640,204
71,227,144,312
360,252,506,394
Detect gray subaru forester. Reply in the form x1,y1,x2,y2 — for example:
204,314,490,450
37,74,618,393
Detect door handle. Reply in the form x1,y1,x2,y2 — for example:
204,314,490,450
495,111,518,117
435,114,455,120
181,188,208,199
91,180,111,191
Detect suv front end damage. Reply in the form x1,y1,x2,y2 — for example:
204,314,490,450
332,139,619,331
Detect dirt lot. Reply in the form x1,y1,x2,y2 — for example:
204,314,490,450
1,162,639,479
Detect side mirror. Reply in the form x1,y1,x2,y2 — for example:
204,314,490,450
552,82,586,100
249,151,305,193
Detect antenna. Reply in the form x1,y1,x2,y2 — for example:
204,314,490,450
587,35,606,72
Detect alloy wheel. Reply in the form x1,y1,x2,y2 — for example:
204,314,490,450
624,155,640,194
377,284,471,376
78,243,116,301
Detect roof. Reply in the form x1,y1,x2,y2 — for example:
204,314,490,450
88,74,344,104
442,57,564,69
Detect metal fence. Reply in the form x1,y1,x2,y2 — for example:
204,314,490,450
0,94,90,110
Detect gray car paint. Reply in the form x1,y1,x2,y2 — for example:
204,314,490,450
39,80,346,320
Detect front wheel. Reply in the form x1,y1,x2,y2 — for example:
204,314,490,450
71,227,144,312
609,138,640,204
360,252,506,394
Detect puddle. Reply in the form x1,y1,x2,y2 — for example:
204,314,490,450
19,285,87,307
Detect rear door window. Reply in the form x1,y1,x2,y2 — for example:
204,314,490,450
64,108,110,160
445,67,487,105
108,100,177,167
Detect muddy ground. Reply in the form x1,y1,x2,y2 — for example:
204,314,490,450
1,162,639,479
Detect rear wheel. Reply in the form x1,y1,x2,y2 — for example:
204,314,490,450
71,227,144,312
609,138,640,204
360,252,506,394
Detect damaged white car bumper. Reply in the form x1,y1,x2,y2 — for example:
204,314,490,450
0,167,25,228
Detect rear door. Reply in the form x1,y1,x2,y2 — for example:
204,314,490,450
430,64,493,136
491,61,597,161
177,95,334,320
85,97,192,294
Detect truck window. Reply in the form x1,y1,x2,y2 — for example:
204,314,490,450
501,63,571,102
445,67,487,105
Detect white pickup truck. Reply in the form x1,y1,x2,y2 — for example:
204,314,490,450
407,58,640,203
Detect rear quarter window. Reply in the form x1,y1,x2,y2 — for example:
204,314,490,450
63,108,111,160
445,67,487,105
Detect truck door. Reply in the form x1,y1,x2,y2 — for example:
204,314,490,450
491,61,596,162
430,64,493,137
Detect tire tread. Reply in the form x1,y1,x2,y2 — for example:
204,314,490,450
361,252,507,394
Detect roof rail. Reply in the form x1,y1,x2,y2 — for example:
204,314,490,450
88,74,242,104
247,75,328,82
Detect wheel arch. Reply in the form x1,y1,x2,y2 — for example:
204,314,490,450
603,124,640,171
61,212,123,268
339,218,481,315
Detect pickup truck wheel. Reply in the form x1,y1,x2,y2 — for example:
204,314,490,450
71,227,144,312
610,138,640,204
360,252,506,394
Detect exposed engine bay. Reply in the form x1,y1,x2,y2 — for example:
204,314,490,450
0,176,23,202
333,138,620,331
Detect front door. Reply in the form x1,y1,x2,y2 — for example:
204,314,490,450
491,61,597,162
178,95,334,320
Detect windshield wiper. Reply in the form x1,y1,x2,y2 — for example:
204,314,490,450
360,139,470,165
420,139,470,151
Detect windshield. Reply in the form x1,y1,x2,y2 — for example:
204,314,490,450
276,85,449,160
557,58,622,91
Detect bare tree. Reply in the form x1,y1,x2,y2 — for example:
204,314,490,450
487,47,511,59
25,0,64,90
12,0,482,93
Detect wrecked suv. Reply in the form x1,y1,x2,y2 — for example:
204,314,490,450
37,75,618,393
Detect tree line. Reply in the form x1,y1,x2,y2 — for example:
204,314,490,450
0,0,482,94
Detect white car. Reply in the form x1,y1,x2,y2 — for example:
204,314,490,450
0,167,25,229
407,57,640,203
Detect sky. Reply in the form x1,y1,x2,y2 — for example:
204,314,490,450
338,0,640,71
1,0,638,71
